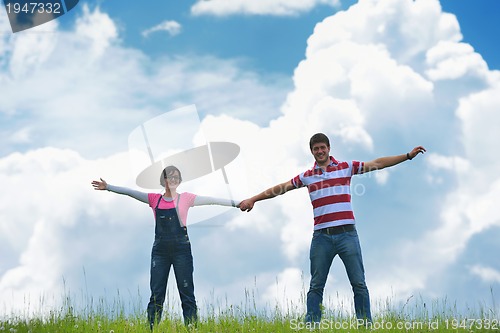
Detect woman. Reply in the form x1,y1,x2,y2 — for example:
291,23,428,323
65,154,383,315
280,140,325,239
92,165,239,328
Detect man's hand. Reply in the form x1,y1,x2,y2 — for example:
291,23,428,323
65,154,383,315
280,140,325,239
239,199,255,212
408,146,426,160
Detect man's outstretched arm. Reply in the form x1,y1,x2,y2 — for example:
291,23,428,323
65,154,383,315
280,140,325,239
240,180,296,212
362,146,426,173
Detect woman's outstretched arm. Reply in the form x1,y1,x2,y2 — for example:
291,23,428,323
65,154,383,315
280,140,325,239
193,195,240,208
91,178,149,204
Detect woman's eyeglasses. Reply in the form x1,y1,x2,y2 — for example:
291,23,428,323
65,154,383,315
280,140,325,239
166,176,181,182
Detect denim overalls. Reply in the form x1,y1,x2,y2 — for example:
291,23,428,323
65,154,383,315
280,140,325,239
146,195,197,328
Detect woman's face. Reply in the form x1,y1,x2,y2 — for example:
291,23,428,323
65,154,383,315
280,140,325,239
165,170,181,190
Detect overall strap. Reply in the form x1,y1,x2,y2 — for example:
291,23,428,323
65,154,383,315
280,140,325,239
155,194,181,213
175,194,183,227
154,195,163,210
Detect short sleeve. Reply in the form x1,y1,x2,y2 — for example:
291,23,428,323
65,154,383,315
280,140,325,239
291,174,304,188
181,192,197,207
148,193,162,208
352,161,364,176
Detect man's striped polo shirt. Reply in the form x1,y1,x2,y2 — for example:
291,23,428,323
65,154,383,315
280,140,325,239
291,156,364,230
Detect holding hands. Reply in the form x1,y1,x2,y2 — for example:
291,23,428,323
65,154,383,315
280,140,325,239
239,199,255,212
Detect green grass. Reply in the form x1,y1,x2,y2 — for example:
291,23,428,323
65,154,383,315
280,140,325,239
1,289,498,332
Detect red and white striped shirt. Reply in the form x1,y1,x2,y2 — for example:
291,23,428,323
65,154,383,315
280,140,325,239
291,156,364,230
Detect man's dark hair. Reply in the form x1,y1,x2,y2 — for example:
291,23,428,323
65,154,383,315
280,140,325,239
309,133,330,150
160,165,182,187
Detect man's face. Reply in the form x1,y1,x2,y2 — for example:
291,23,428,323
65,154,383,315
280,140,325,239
311,142,330,164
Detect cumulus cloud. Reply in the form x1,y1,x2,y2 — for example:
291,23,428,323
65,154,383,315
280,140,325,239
142,20,182,38
191,0,340,16
426,153,470,173
0,148,149,313
470,265,500,284
371,45,500,305
0,5,289,159
426,41,490,81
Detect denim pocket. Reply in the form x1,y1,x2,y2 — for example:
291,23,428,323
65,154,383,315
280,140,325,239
345,230,358,238
175,233,190,246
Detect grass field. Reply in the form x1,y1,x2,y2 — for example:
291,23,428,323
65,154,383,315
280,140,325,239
1,289,498,332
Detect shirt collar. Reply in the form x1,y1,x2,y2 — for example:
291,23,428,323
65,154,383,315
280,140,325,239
313,156,339,170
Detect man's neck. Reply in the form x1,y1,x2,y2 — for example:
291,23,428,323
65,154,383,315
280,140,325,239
317,163,329,171
316,156,331,170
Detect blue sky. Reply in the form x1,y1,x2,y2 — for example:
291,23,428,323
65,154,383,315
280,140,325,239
1,0,500,320
52,0,500,77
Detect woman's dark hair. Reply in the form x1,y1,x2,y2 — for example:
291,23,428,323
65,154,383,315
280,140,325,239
309,133,330,151
160,165,182,187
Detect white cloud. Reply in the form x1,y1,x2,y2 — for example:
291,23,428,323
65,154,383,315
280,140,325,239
0,6,289,159
9,127,32,144
426,153,470,173
374,169,389,185
142,20,182,38
74,4,118,58
383,78,500,299
426,41,490,81
6,21,58,77
457,81,500,170
0,148,149,314
191,0,340,16
306,0,461,63
469,265,500,284
425,153,470,185
262,267,305,312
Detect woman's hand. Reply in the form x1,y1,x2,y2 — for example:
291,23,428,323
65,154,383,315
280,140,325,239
91,178,108,191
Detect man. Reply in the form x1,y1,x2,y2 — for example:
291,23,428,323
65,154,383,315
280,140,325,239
239,133,426,323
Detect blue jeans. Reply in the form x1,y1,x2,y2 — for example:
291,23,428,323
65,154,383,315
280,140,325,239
305,229,371,322
147,234,197,327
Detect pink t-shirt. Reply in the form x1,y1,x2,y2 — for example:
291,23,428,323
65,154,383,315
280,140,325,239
147,192,196,226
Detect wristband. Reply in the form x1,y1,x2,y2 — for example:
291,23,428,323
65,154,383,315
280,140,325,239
407,152,413,160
